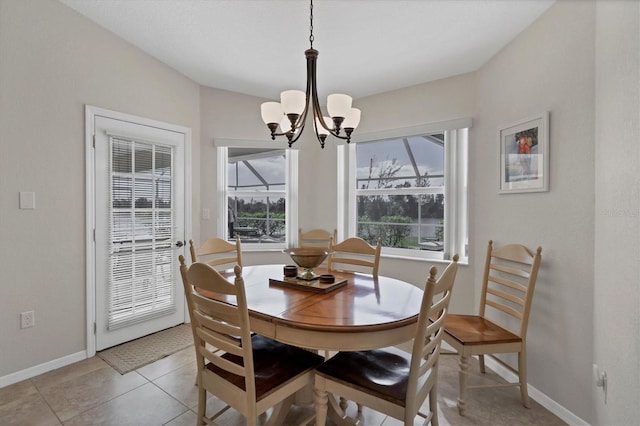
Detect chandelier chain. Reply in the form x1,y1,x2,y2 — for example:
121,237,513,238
309,0,314,47
260,0,359,148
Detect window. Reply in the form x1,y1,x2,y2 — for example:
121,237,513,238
341,120,469,261
217,144,298,249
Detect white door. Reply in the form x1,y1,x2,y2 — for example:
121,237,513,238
93,113,187,351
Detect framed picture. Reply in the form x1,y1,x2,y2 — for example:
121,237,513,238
499,112,549,194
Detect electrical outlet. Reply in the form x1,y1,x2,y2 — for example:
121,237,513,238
20,311,35,329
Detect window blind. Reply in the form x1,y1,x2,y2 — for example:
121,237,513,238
108,137,176,330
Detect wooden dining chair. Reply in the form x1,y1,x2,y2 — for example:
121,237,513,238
299,228,336,248
443,240,542,415
189,236,242,270
314,255,459,426
298,228,336,266
328,237,381,277
178,257,324,426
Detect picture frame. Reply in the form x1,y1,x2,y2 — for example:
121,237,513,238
499,111,549,194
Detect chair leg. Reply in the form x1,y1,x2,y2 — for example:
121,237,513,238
197,383,207,426
265,395,294,426
478,354,486,373
518,350,531,408
429,387,439,426
314,386,329,426
457,355,469,415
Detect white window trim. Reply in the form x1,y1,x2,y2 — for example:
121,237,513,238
215,139,298,251
338,119,470,262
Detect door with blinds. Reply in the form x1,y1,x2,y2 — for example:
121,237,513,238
94,114,186,351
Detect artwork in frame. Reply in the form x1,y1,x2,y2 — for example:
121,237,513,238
499,112,549,194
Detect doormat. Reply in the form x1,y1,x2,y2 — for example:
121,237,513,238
97,324,193,374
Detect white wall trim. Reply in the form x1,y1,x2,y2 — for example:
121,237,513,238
0,351,87,388
84,105,193,356
349,117,472,144
483,356,590,426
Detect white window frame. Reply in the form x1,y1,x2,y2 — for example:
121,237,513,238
338,118,470,262
216,139,298,251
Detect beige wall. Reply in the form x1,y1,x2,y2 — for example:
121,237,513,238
0,0,200,376
594,1,640,424
474,1,596,421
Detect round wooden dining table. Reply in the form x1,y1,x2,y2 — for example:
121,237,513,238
214,264,424,351
203,264,425,425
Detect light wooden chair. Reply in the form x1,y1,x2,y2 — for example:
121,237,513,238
443,240,542,415
314,255,459,426
328,237,381,277
189,236,242,270
298,228,336,248
178,256,324,426
298,228,336,266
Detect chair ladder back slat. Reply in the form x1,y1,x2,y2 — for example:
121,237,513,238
419,349,438,376
330,257,374,268
485,299,523,321
194,314,244,353
199,346,247,377
486,286,525,308
206,256,238,268
488,274,528,293
192,292,240,325
490,263,531,279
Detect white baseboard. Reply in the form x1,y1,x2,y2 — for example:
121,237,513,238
408,341,590,425
483,356,589,426
0,351,87,388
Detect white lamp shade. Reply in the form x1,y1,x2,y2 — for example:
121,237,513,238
280,115,292,133
327,93,352,118
315,116,332,136
280,90,306,115
342,108,361,129
261,102,283,124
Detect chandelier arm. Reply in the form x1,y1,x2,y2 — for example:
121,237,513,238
308,51,349,142
261,0,356,146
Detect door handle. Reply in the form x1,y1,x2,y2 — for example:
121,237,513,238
175,240,185,248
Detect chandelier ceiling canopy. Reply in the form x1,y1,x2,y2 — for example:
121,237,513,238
260,0,361,149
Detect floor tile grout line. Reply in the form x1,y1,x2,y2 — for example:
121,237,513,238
48,370,152,424
29,377,65,426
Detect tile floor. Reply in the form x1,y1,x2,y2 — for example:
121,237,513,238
0,346,566,425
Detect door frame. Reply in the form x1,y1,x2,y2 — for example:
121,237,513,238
85,105,192,357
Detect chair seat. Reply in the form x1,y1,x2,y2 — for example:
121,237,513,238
206,334,323,401
316,346,433,407
444,314,522,346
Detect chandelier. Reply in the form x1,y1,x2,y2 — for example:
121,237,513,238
260,0,361,149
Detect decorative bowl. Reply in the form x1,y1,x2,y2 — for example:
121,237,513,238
319,274,335,284
283,248,329,280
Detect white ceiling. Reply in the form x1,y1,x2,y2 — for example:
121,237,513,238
58,0,555,100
